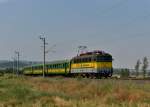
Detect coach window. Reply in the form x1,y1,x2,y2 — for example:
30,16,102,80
82,58,84,62
94,57,97,62
74,59,77,63
81,58,84,62
63,64,65,68
99,56,104,61
79,58,81,63
83,58,85,62
85,58,88,62
75,59,77,63
97,57,100,62
78,59,81,63
83,58,86,62
76,59,78,63
89,58,92,62
87,58,89,62
86,58,89,62
79,59,83,63
78,59,80,63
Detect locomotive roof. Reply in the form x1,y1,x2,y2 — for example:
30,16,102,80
72,53,112,59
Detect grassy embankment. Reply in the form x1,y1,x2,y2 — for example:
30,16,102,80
0,74,150,107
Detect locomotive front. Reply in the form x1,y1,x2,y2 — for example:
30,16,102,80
70,50,113,78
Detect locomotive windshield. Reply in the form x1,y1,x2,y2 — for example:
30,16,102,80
97,55,112,62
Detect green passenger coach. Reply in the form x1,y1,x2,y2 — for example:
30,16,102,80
23,60,70,76
46,60,70,75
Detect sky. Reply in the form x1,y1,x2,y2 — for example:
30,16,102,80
0,0,150,69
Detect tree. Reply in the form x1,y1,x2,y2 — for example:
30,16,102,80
135,59,141,77
120,68,130,78
142,57,149,78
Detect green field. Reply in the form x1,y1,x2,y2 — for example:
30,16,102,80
0,74,150,107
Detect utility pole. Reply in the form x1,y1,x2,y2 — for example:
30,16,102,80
11,57,16,75
39,35,48,77
15,51,20,75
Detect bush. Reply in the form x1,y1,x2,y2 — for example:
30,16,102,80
120,69,130,78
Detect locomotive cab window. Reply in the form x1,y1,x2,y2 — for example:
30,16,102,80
97,55,112,62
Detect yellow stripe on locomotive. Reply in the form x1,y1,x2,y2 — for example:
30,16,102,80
71,62,112,69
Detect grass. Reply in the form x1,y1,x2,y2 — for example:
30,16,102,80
0,74,150,107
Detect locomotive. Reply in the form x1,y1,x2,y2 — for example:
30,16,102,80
23,50,113,78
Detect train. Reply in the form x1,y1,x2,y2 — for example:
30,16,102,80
23,50,113,78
